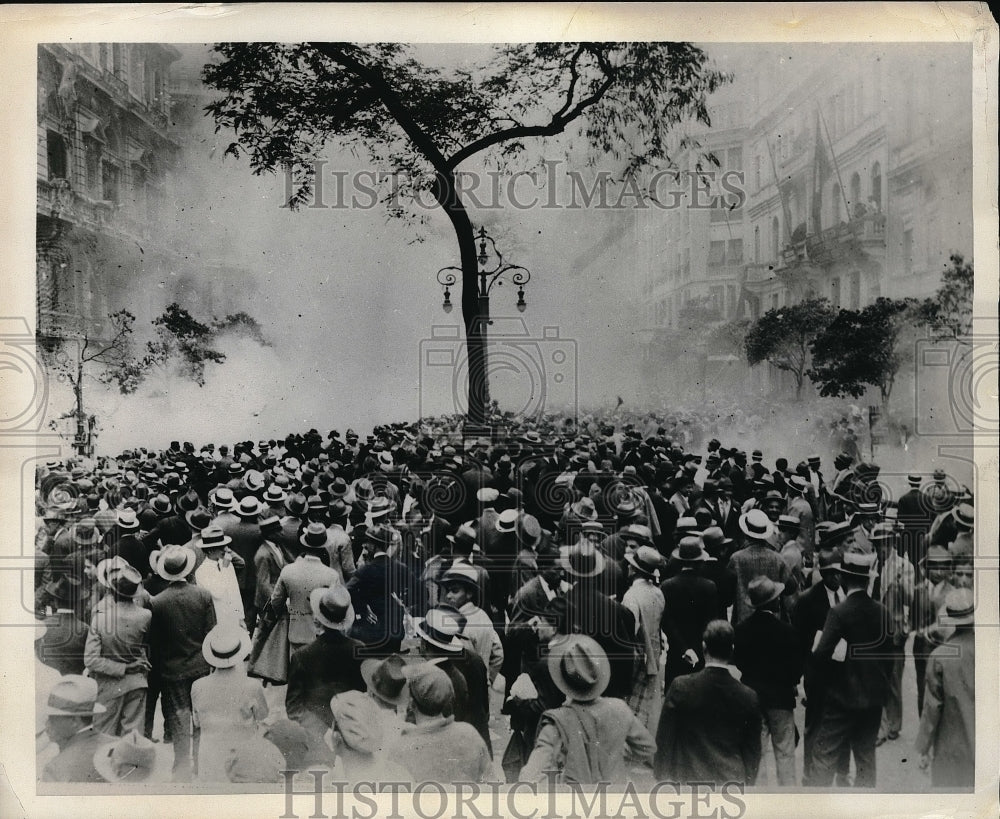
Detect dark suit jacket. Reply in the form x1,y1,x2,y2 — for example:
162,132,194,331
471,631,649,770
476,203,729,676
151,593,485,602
286,629,366,729
439,648,492,756
792,581,837,694
660,571,719,673
41,726,114,783
565,582,637,699
149,581,217,681
654,665,762,783
141,515,191,550
36,611,88,676
421,515,455,558
814,591,892,711
734,610,804,710
346,553,410,651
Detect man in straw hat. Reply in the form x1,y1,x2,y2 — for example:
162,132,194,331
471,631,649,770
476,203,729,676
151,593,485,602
84,563,151,737
193,526,246,631
806,550,893,788
148,544,216,780
655,620,762,785
914,588,975,788
326,689,411,783
622,545,665,736
660,536,719,688
734,577,804,787
396,664,492,783
92,730,172,784
227,495,267,631
40,675,114,783
519,634,655,783
285,584,364,755
729,509,792,625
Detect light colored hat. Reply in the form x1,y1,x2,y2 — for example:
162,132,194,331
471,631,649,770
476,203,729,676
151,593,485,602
210,487,236,510
624,545,662,578
329,690,384,754
115,508,140,530
152,544,197,581
95,555,131,589
496,509,519,533
839,550,877,578
739,509,774,541
439,563,481,591
199,525,233,550
202,625,252,668
413,608,464,652
93,731,171,782
310,584,354,630
952,503,974,529
940,588,974,626
235,496,264,518
406,663,455,715
45,674,107,716
477,487,499,503
671,536,713,563
547,634,611,702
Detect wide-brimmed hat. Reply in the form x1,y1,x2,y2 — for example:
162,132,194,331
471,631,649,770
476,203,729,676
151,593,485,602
263,484,287,504
952,503,974,529
175,489,201,514
360,655,408,707
671,536,713,563
839,550,876,578
748,576,783,608
496,509,519,534
939,588,975,626
560,541,606,578
439,563,481,593
921,544,954,569
854,502,880,518
817,520,854,549
622,523,654,548
242,469,265,494
309,585,354,630
108,564,142,598
93,731,171,782
446,524,478,553
739,509,774,542
73,518,100,548
700,526,734,555
299,521,330,550
185,507,213,532
202,625,252,668
413,607,464,652
547,634,611,702
570,498,598,521
210,487,236,510
200,525,232,551
786,476,809,494
363,523,393,552
95,555,131,589
235,496,263,518
869,522,898,543
353,478,375,502
516,514,542,548
328,478,349,500
115,508,140,531
367,496,393,520
625,545,662,578
149,494,172,516
283,492,308,517
152,544,197,581
776,514,800,531
675,516,703,538
45,674,107,717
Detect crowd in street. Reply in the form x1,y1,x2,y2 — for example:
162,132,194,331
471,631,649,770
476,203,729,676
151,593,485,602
34,409,977,790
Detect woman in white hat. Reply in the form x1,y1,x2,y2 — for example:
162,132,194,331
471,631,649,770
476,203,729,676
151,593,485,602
191,625,268,782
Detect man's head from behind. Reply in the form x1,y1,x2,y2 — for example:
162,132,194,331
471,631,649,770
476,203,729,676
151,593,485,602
702,619,734,664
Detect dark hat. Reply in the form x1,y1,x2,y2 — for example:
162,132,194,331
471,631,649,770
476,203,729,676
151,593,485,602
108,564,142,598
360,655,409,707
700,526,734,556
299,521,330,551
284,492,308,517
407,664,455,714
446,524,478,553
329,477,350,499
328,499,350,521
185,507,212,531
175,489,201,513
748,576,783,608
258,514,281,535
547,634,611,702
149,494,171,516
364,523,394,551
559,541,606,578
817,520,854,548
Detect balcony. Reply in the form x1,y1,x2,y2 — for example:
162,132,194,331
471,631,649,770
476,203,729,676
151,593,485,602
778,213,885,269
37,177,150,244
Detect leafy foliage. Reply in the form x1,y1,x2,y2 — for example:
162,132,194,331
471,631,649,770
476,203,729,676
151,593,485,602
916,253,973,345
744,298,835,399
807,297,917,406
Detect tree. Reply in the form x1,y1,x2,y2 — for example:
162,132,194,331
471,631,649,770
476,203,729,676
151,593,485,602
744,297,835,400
807,297,917,409
916,253,973,350
203,42,730,427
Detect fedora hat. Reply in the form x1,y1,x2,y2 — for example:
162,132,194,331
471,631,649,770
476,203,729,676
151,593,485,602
310,584,354,630
235,496,264,518
202,625,252,668
839,550,876,578
367,496,393,520
95,555,131,589
869,522,898,542
951,503,974,529
175,489,201,514
328,499,350,521
671,536,713,563
622,523,654,548
284,492,308,517
439,563,481,591
73,519,100,548
939,588,974,626
364,523,394,551
93,731,170,783
547,634,611,702
413,607,464,652
748,576,783,608
559,541,606,578
185,507,213,532
263,484,287,504
149,494,172,516
153,545,197,581
200,525,232,551
496,509,519,534
516,514,542,548
45,674,107,716
700,526,734,555
739,509,774,542
115,508,140,531
108,564,142,598
446,524,478,553
328,477,349,499
921,544,954,569
353,478,375,502
625,545,662,578
299,521,330,551
817,520,854,549
675,516,703,537
360,655,409,707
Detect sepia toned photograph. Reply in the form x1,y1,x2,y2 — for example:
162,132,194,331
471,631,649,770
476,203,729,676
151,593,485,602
2,3,997,817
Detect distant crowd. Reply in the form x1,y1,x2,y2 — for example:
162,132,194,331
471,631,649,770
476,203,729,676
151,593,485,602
35,409,976,790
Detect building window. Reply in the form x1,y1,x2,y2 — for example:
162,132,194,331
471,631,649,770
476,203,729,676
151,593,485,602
727,239,743,266
101,162,121,204
112,44,124,77
771,216,780,261
754,225,760,262
46,130,68,180
84,136,102,197
870,162,882,211
709,240,727,268
849,172,862,217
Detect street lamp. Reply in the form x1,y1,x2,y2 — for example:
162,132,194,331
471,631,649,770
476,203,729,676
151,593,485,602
435,226,531,422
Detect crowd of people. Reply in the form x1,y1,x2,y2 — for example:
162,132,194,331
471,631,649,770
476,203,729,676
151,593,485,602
34,409,977,790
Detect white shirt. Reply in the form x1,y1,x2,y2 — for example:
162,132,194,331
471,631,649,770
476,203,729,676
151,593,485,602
195,556,245,629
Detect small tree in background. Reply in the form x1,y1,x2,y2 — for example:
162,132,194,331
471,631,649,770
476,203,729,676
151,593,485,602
744,297,835,400
807,297,917,410
916,253,973,351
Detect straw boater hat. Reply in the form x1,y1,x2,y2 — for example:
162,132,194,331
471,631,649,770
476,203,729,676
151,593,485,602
95,555,131,590
951,503,974,530
547,634,611,703
210,487,236,510
748,576,784,609
309,584,354,630
235,496,264,519
920,544,954,571
671,536,713,563
439,563,481,591
939,588,974,627
263,484,287,505
45,674,107,717
776,514,800,532
739,509,775,542
496,509,519,534
199,526,232,551
299,521,330,551
202,625,252,669
838,550,876,579
152,545,197,582
360,655,409,707
413,607,464,652
93,731,171,783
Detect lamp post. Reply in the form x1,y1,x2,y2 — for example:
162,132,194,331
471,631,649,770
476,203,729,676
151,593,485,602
437,226,530,421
